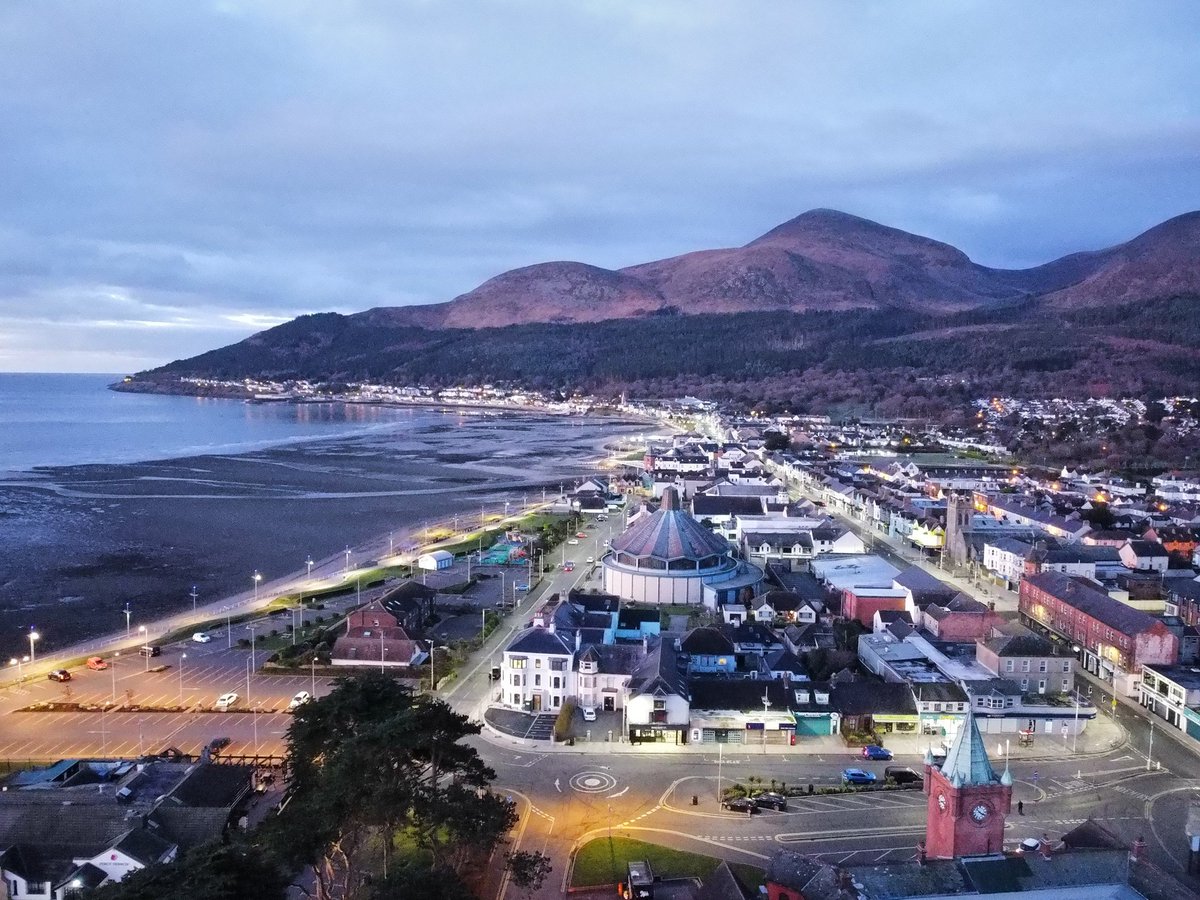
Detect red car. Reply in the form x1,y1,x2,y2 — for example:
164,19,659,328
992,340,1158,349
576,532,588,538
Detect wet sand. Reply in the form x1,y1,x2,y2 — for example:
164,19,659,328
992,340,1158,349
0,411,642,655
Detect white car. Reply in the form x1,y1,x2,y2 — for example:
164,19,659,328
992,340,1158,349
215,692,239,711
567,538,579,545
192,632,212,643
288,691,312,711
585,556,594,564
582,706,597,722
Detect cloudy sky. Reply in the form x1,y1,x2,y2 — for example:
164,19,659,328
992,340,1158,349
2,1,1198,372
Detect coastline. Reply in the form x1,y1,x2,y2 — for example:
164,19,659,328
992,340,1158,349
0,409,650,659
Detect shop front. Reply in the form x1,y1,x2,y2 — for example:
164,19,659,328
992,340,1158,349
629,723,688,745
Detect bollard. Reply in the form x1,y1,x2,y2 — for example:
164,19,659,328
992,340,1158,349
692,794,698,806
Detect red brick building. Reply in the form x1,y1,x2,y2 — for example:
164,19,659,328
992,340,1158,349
841,587,907,626
1019,571,1178,696
922,594,1002,641
922,714,1012,859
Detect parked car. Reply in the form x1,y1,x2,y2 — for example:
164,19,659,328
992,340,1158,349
48,669,71,682
721,797,758,814
140,644,161,658
515,582,529,592
841,768,877,785
288,691,312,711
582,706,597,722
862,745,893,761
207,736,231,753
192,632,212,643
752,791,788,811
215,692,239,711
885,766,923,786
567,538,579,545
585,556,595,564
86,656,109,671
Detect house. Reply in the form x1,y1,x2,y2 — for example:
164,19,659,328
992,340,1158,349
921,594,1001,641
330,599,427,669
976,630,1074,695
500,627,574,713
759,648,809,682
1145,525,1200,561
1019,571,1179,695
679,627,736,674
1138,664,1200,736
1119,539,1170,573
842,586,909,626
755,590,819,624
892,568,958,612
625,636,690,744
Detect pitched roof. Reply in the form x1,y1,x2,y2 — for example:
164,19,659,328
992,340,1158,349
680,626,735,655
627,636,688,698
1024,571,1165,636
611,487,732,561
938,713,1002,787
112,826,175,866
507,628,574,656
697,860,753,900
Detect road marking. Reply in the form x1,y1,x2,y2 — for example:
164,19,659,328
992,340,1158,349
608,787,629,799
570,771,617,794
554,778,561,793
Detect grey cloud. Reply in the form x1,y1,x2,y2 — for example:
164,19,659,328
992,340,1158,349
1,1,1198,371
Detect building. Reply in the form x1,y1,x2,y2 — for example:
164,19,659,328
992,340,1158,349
1119,540,1170,573
1139,664,1200,735
416,550,454,571
501,627,574,714
602,487,763,607
923,714,1013,859
625,635,690,745
330,598,428,669
976,631,1075,695
1019,572,1178,695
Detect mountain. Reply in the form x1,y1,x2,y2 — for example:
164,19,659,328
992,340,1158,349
127,208,1200,409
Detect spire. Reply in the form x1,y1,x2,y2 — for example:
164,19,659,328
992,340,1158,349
939,713,998,786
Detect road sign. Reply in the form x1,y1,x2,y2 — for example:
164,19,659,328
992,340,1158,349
1031,770,1039,782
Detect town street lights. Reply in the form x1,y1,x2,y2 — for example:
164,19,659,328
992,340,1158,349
252,571,262,604
8,657,20,684
178,653,187,705
248,623,258,671
190,585,198,615
110,652,120,703
138,626,148,668
245,656,253,709
28,629,39,664
344,547,351,574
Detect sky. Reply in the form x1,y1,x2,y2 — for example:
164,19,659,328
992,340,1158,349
2,2,1199,373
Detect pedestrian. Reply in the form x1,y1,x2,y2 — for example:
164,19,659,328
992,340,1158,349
1017,800,1024,815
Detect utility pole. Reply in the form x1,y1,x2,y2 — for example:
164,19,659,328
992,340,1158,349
1147,718,1154,771
190,585,198,615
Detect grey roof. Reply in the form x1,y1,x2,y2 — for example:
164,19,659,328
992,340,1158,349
1126,539,1169,557
680,626,735,655
112,826,175,866
981,632,1057,658
507,628,574,656
1024,571,1165,636
611,487,732,561
690,678,816,712
764,649,808,675
832,680,917,716
697,860,753,900
938,713,1000,787
691,494,766,517
764,849,841,895
627,636,688,698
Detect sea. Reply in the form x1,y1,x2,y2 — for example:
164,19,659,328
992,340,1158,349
0,373,429,473
0,374,641,655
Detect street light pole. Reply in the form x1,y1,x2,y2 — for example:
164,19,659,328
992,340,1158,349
717,742,724,808
124,603,132,638
190,585,198,615
248,623,257,671
306,557,314,579
28,629,39,664
344,546,351,574
253,570,262,604
110,652,119,703
179,653,187,705
138,626,147,668
380,630,386,674
245,656,253,709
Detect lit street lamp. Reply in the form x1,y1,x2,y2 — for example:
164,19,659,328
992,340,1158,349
8,657,21,683
344,546,351,574
124,602,132,638
306,556,314,579
179,653,187,705
110,652,120,703
252,570,262,604
190,585,198,615
28,629,39,664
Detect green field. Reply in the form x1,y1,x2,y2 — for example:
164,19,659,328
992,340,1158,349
570,836,762,891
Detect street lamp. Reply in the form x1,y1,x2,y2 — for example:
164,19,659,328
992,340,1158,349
124,602,132,638
179,653,187,705
110,652,120,703
28,629,39,664
344,546,351,574
306,556,314,579
252,570,262,604
139,626,148,668
429,645,448,692
190,585,198,615
248,622,258,671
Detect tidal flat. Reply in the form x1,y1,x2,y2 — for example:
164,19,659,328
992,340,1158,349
0,410,642,654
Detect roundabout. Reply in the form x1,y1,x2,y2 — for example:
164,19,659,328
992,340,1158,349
570,770,618,794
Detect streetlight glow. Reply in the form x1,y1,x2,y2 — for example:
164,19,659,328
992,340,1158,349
28,629,39,663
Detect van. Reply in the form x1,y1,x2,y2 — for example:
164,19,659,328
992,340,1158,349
86,656,109,671
140,645,161,658
885,766,923,786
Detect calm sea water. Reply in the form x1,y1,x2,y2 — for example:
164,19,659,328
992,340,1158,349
0,373,429,473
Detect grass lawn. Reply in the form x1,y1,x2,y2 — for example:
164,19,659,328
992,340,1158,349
570,836,763,890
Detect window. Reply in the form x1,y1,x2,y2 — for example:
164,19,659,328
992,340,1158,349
1038,679,1046,692
553,696,560,708
551,659,566,671
1062,661,1070,672
552,676,561,689
511,675,521,686
511,658,526,669
511,693,520,705
653,699,666,711
1021,679,1029,690
1021,660,1031,672
535,659,542,669
1062,679,1070,692
1039,661,1048,672
534,674,541,686
1005,660,1014,673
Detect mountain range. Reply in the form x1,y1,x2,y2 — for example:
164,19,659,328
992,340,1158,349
128,208,1200,413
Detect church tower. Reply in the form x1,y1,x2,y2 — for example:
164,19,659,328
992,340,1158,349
944,493,973,569
923,713,1012,858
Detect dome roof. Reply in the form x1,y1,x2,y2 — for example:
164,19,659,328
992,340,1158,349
610,487,731,565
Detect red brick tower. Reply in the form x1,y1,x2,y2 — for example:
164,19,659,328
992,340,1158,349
923,714,1012,858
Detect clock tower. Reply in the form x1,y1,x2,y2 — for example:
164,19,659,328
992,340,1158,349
923,713,1012,859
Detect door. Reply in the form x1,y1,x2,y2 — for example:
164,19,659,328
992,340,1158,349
604,696,615,711
532,695,542,712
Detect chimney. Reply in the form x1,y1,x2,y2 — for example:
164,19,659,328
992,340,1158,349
916,840,927,866
1039,833,1053,859
576,630,582,651
1131,836,1147,862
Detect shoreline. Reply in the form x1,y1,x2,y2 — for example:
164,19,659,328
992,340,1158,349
0,412,649,673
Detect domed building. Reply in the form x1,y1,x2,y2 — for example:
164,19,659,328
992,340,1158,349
602,487,763,607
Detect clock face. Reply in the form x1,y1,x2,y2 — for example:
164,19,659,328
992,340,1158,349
937,793,946,811
971,803,990,823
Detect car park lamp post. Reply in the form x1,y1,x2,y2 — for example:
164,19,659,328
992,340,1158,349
344,546,351,574
190,585,198,615
138,626,147,668
28,629,38,664
253,570,262,604
179,653,187,705
110,652,119,703
124,602,132,638
306,556,314,579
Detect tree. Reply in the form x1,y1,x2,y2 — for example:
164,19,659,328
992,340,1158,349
265,672,516,900
89,841,287,900
505,850,553,899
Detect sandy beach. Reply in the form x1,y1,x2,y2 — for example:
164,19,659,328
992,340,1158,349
0,410,644,656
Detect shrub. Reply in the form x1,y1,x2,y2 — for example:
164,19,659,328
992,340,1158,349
553,699,577,742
